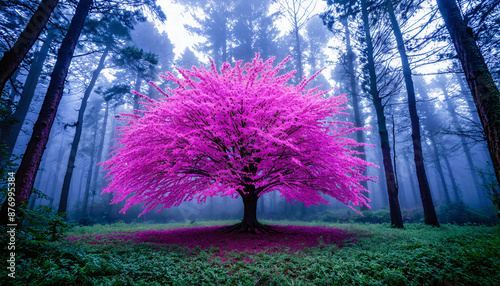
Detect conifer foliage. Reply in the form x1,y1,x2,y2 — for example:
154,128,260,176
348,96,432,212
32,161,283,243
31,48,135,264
101,54,376,233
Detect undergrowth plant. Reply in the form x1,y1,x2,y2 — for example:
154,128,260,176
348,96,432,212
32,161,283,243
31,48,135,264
2,221,499,286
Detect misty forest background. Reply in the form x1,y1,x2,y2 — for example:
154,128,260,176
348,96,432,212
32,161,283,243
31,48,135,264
1,0,499,226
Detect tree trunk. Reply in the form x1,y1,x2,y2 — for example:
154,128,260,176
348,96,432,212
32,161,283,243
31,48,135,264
58,44,110,214
403,152,419,204
0,0,59,93
456,72,493,167
133,73,142,111
82,117,99,218
455,73,482,127
385,0,439,226
440,144,461,202
47,135,66,207
220,185,274,234
414,77,447,204
104,107,119,220
0,31,56,162
73,167,86,215
430,138,451,204
439,79,485,203
222,14,227,65
294,26,303,82
242,192,259,226
29,153,50,210
6,69,19,112
361,0,403,228
0,0,93,226
90,100,109,205
436,0,500,188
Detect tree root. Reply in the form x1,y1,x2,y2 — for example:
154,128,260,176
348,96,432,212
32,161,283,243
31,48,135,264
219,221,278,234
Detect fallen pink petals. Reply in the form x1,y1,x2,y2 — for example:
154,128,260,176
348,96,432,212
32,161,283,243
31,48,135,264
66,225,358,260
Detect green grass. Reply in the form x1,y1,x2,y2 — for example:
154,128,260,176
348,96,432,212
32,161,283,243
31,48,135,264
3,221,499,285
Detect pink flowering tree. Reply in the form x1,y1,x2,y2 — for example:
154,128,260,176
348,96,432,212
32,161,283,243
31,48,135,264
101,54,376,233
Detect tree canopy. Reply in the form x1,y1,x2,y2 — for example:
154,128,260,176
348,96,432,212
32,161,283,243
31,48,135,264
101,54,376,222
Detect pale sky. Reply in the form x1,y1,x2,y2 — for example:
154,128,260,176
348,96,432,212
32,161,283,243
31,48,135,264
157,0,200,57
155,0,330,61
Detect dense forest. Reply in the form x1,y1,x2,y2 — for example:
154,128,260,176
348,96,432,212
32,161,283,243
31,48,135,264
0,0,499,285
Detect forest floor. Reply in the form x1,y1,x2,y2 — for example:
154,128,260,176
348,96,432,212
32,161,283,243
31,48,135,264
3,220,499,285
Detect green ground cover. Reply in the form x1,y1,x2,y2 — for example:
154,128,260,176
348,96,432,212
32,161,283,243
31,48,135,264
2,220,499,285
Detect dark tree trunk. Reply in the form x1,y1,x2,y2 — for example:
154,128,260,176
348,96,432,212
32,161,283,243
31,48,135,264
342,17,369,210
361,0,403,228
385,0,439,226
0,31,56,162
220,185,275,234
242,192,259,226
58,45,110,214
0,0,93,226
436,0,500,188
0,0,59,93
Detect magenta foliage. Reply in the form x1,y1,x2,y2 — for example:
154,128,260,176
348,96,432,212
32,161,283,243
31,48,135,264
66,225,357,256
101,54,377,216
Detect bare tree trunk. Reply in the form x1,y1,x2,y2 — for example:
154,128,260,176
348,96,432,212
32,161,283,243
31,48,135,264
47,135,66,208
90,100,109,204
0,31,56,161
104,107,119,220
222,13,227,64
436,0,500,188
75,168,86,215
0,0,93,226
58,45,110,214
294,26,303,82
7,70,20,107
82,117,99,218
440,144,461,202
455,73,482,127
413,77,448,204
361,0,402,228
385,0,439,226
29,153,50,210
403,152,419,204
438,78,485,203
430,139,451,204
0,0,59,93
133,73,142,111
